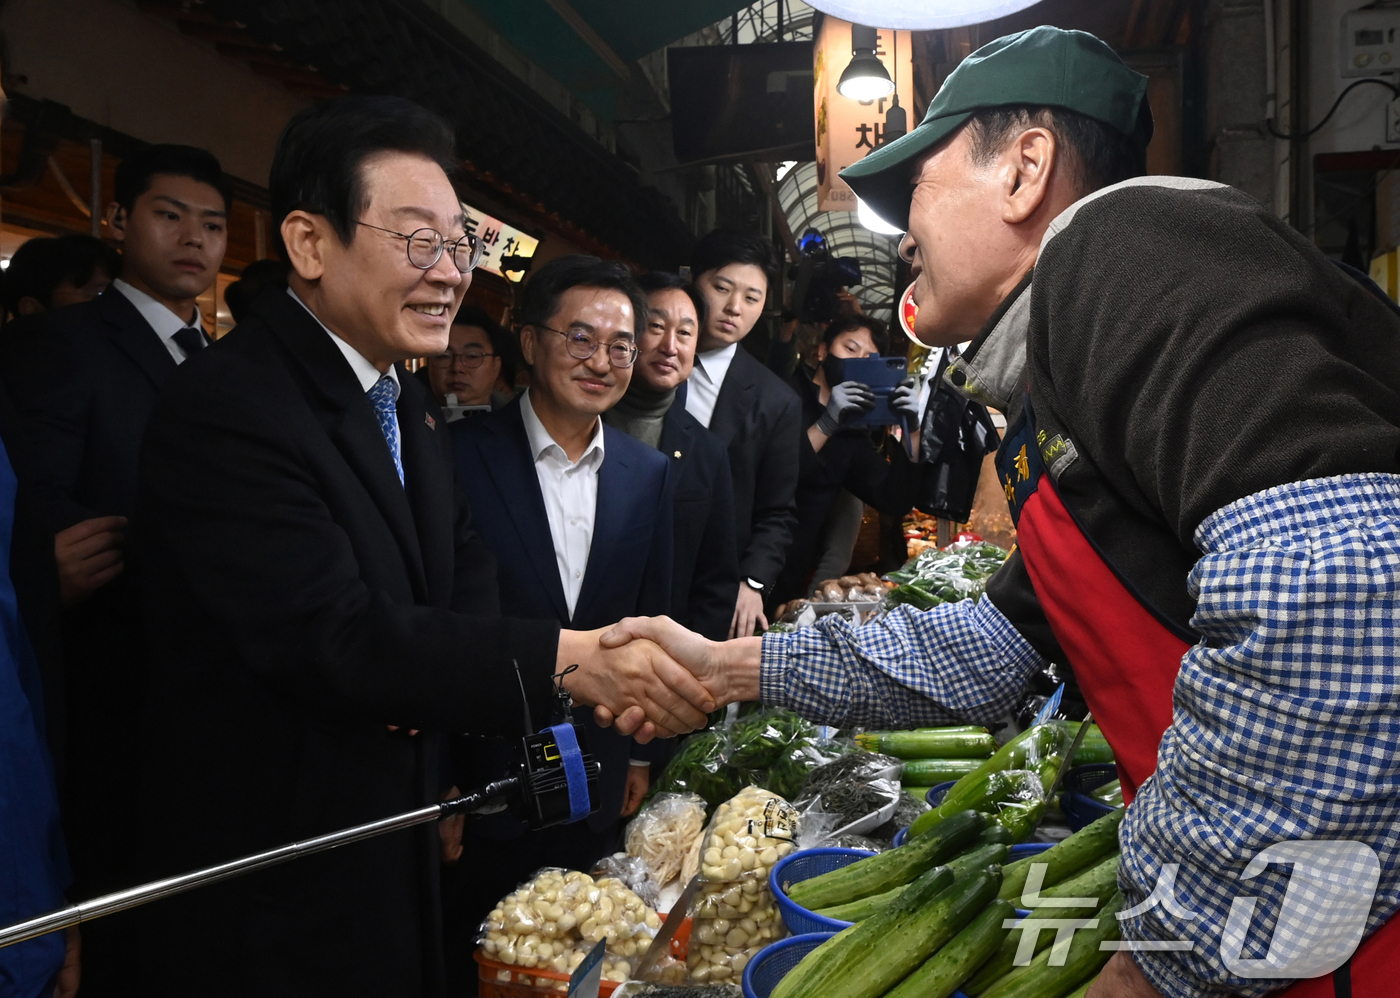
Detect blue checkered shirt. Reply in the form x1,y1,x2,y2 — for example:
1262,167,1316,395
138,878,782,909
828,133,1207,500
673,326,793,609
761,473,1400,997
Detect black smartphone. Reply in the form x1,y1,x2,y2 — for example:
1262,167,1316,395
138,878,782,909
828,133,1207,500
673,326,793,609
838,356,908,427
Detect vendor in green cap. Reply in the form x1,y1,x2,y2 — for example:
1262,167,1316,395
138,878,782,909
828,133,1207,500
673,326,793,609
603,25,1400,998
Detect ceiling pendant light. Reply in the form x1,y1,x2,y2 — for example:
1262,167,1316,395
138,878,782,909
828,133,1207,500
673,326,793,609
837,24,895,100
808,0,1045,30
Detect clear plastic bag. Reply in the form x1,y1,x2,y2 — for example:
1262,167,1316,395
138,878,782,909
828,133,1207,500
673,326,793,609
686,786,797,984
478,868,662,979
625,792,708,890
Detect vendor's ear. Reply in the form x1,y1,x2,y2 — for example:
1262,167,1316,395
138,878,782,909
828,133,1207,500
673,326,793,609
1001,126,1056,225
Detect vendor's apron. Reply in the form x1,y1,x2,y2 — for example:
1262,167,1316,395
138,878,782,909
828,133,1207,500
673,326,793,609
996,394,1400,997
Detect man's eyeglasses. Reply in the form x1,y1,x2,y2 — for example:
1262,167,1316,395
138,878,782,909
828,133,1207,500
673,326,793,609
429,349,496,369
537,324,637,368
358,222,485,273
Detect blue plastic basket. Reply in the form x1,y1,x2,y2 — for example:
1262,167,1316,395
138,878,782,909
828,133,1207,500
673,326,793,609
1060,763,1119,831
770,847,875,934
742,933,973,998
743,933,833,998
924,780,958,807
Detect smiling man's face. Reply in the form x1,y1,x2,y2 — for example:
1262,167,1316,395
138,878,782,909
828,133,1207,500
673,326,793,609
521,285,634,418
311,151,468,367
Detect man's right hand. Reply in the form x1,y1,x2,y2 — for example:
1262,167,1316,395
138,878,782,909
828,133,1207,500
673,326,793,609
55,516,127,607
598,616,762,718
556,628,717,743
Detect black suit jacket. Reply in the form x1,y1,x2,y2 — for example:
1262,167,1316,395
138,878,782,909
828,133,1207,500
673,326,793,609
451,398,673,829
659,405,739,640
134,290,559,998
14,288,188,902
702,346,802,592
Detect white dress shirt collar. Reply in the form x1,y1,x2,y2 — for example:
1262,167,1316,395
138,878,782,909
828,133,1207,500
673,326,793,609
519,388,605,467
111,279,202,364
684,341,739,429
287,287,399,398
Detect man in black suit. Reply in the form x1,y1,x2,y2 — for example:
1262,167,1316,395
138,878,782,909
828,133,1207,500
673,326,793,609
132,96,711,998
683,231,801,636
16,143,230,994
606,271,739,641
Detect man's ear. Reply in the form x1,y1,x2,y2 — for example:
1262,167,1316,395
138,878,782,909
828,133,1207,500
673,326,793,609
16,296,44,317
281,210,327,282
519,326,538,367
1002,126,1057,225
105,202,126,244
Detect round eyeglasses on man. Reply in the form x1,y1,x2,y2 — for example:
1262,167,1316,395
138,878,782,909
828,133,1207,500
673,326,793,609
357,222,486,272
537,324,638,368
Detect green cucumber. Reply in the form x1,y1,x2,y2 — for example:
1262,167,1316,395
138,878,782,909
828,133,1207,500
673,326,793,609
1091,780,1124,807
883,899,1016,998
977,824,1016,847
1064,983,1093,998
778,866,1004,998
813,844,1006,922
966,854,1121,991
998,809,1124,902
786,810,984,910
902,758,986,783
977,891,1124,998
814,883,908,922
771,865,955,998
947,843,1010,881
907,723,1072,838
1067,722,1115,765
856,728,997,759
994,799,1046,842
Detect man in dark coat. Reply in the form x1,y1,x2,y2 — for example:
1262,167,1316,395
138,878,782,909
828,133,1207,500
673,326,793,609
684,231,801,636
132,95,712,998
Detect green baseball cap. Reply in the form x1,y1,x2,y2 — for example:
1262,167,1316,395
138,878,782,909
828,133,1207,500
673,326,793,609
840,26,1152,231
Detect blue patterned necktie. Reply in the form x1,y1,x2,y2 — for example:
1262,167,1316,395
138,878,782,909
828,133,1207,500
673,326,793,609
366,374,404,486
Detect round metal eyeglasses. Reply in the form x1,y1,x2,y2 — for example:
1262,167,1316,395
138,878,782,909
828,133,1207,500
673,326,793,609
429,349,496,369
538,324,638,368
358,222,486,273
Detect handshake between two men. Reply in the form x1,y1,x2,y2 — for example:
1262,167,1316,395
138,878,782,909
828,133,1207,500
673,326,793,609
556,617,763,742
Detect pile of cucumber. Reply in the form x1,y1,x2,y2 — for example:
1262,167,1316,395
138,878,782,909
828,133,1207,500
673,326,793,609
771,808,1126,998
857,722,1114,807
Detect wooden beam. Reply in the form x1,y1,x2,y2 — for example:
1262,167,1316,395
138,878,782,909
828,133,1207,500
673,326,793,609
541,0,632,80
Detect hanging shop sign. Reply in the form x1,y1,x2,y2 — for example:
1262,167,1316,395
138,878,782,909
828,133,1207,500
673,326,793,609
813,15,914,213
461,201,539,283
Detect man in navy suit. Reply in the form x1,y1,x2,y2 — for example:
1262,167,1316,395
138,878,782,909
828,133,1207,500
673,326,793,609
17,143,229,995
450,256,672,977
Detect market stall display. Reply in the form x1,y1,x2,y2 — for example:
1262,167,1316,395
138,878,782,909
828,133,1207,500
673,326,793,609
881,540,1010,612
625,793,708,891
751,809,1125,998
791,752,902,836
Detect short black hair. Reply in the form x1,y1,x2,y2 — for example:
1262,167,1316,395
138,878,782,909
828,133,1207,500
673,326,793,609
269,95,459,259
636,271,708,332
453,303,517,388
114,144,232,214
223,258,290,325
822,313,888,354
964,106,1146,196
2,234,121,317
517,255,648,339
690,230,777,291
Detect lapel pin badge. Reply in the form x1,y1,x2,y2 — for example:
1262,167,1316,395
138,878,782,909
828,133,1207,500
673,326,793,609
425,413,436,430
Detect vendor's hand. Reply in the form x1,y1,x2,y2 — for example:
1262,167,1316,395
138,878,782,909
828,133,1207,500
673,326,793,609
1087,952,1166,998
439,785,464,864
598,616,761,715
557,629,716,742
815,381,875,437
53,924,79,998
890,378,920,421
622,764,649,817
55,516,127,606
730,583,768,638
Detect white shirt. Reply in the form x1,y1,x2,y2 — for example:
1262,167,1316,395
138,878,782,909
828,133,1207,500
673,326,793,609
286,288,400,399
112,279,203,364
519,389,604,620
685,342,739,429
